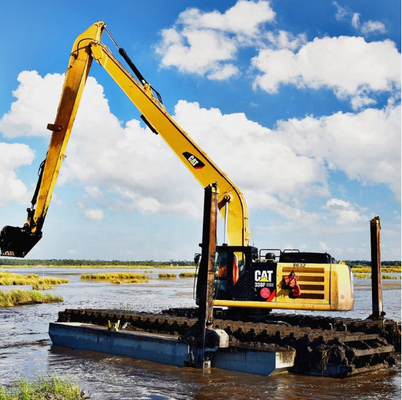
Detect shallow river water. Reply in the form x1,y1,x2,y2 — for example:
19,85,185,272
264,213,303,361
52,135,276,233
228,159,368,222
0,267,400,400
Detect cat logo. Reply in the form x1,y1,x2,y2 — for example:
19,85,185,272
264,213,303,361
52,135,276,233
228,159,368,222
183,152,205,169
255,270,273,283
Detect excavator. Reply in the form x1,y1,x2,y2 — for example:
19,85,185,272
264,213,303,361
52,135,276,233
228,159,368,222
0,21,354,312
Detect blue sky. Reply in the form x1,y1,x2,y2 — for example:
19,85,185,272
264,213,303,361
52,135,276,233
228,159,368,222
0,0,400,261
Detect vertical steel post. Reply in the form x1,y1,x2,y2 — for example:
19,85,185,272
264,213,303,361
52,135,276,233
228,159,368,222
370,216,383,319
197,183,218,370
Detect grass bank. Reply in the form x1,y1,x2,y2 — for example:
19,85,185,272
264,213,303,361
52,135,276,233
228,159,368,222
0,374,87,399
179,272,197,278
158,273,177,279
0,271,69,290
0,289,63,308
81,272,149,284
81,271,197,283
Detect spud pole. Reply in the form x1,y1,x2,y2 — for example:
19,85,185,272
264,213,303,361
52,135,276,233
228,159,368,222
197,183,218,370
370,216,383,319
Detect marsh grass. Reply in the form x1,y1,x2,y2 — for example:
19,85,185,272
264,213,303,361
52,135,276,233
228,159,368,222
353,273,370,279
0,373,87,399
352,266,371,274
81,272,149,284
382,267,401,273
352,265,401,279
0,271,69,290
352,265,401,273
381,274,399,280
158,273,177,279
352,272,400,280
179,272,197,278
0,289,63,308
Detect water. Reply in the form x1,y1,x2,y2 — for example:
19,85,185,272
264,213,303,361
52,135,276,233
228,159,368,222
0,268,400,399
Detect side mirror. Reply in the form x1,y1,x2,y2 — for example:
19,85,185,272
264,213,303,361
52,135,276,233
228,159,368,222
194,253,201,265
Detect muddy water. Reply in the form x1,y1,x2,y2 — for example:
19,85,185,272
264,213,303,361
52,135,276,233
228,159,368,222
0,268,400,400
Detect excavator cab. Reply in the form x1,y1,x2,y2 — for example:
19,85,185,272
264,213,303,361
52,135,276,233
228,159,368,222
213,245,256,300
0,225,42,258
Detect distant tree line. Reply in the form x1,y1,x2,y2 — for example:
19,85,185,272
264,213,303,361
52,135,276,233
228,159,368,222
345,260,401,267
0,259,195,266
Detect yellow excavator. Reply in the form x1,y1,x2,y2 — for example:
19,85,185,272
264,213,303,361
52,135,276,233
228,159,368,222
0,21,354,311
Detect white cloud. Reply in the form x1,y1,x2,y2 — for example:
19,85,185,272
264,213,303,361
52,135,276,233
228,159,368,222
0,142,34,206
351,13,360,30
84,208,104,220
183,0,276,37
265,30,307,50
156,0,275,79
158,27,239,78
85,186,104,200
0,69,399,240
0,72,201,219
0,71,62,138
360,21,387,35
323,198,368,225
276,105,401,200
352,13,387,35
334,2,348,21
333,2,387,36
173,100,329,207
252,36,401,109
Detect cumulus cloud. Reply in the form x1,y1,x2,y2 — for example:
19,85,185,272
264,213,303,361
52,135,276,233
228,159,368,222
173,100,329,207
156,1,398,111
0,142,34,206
323,198,368,225
251,36,401,109
265,30,307,50
0,69,399,238
0,71,62,138
275,105,401,200
0,71,200,219
175,100,401,202
155,0,275,80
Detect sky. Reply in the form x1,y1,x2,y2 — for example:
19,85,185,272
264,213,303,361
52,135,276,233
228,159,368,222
0,0,400,262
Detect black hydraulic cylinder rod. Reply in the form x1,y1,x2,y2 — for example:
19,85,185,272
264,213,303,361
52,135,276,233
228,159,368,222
118,47,163,104
118,48,147,85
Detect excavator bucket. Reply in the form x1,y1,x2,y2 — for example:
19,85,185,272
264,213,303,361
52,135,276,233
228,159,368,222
0,226,42,258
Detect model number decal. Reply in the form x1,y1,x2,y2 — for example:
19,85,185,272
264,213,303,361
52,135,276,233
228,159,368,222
293,263,306,268
183,152,205,169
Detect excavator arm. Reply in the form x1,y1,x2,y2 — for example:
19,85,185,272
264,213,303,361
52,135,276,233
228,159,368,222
0,21,250,257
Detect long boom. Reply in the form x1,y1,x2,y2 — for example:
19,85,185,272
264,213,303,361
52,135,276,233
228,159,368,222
0,21,250,257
